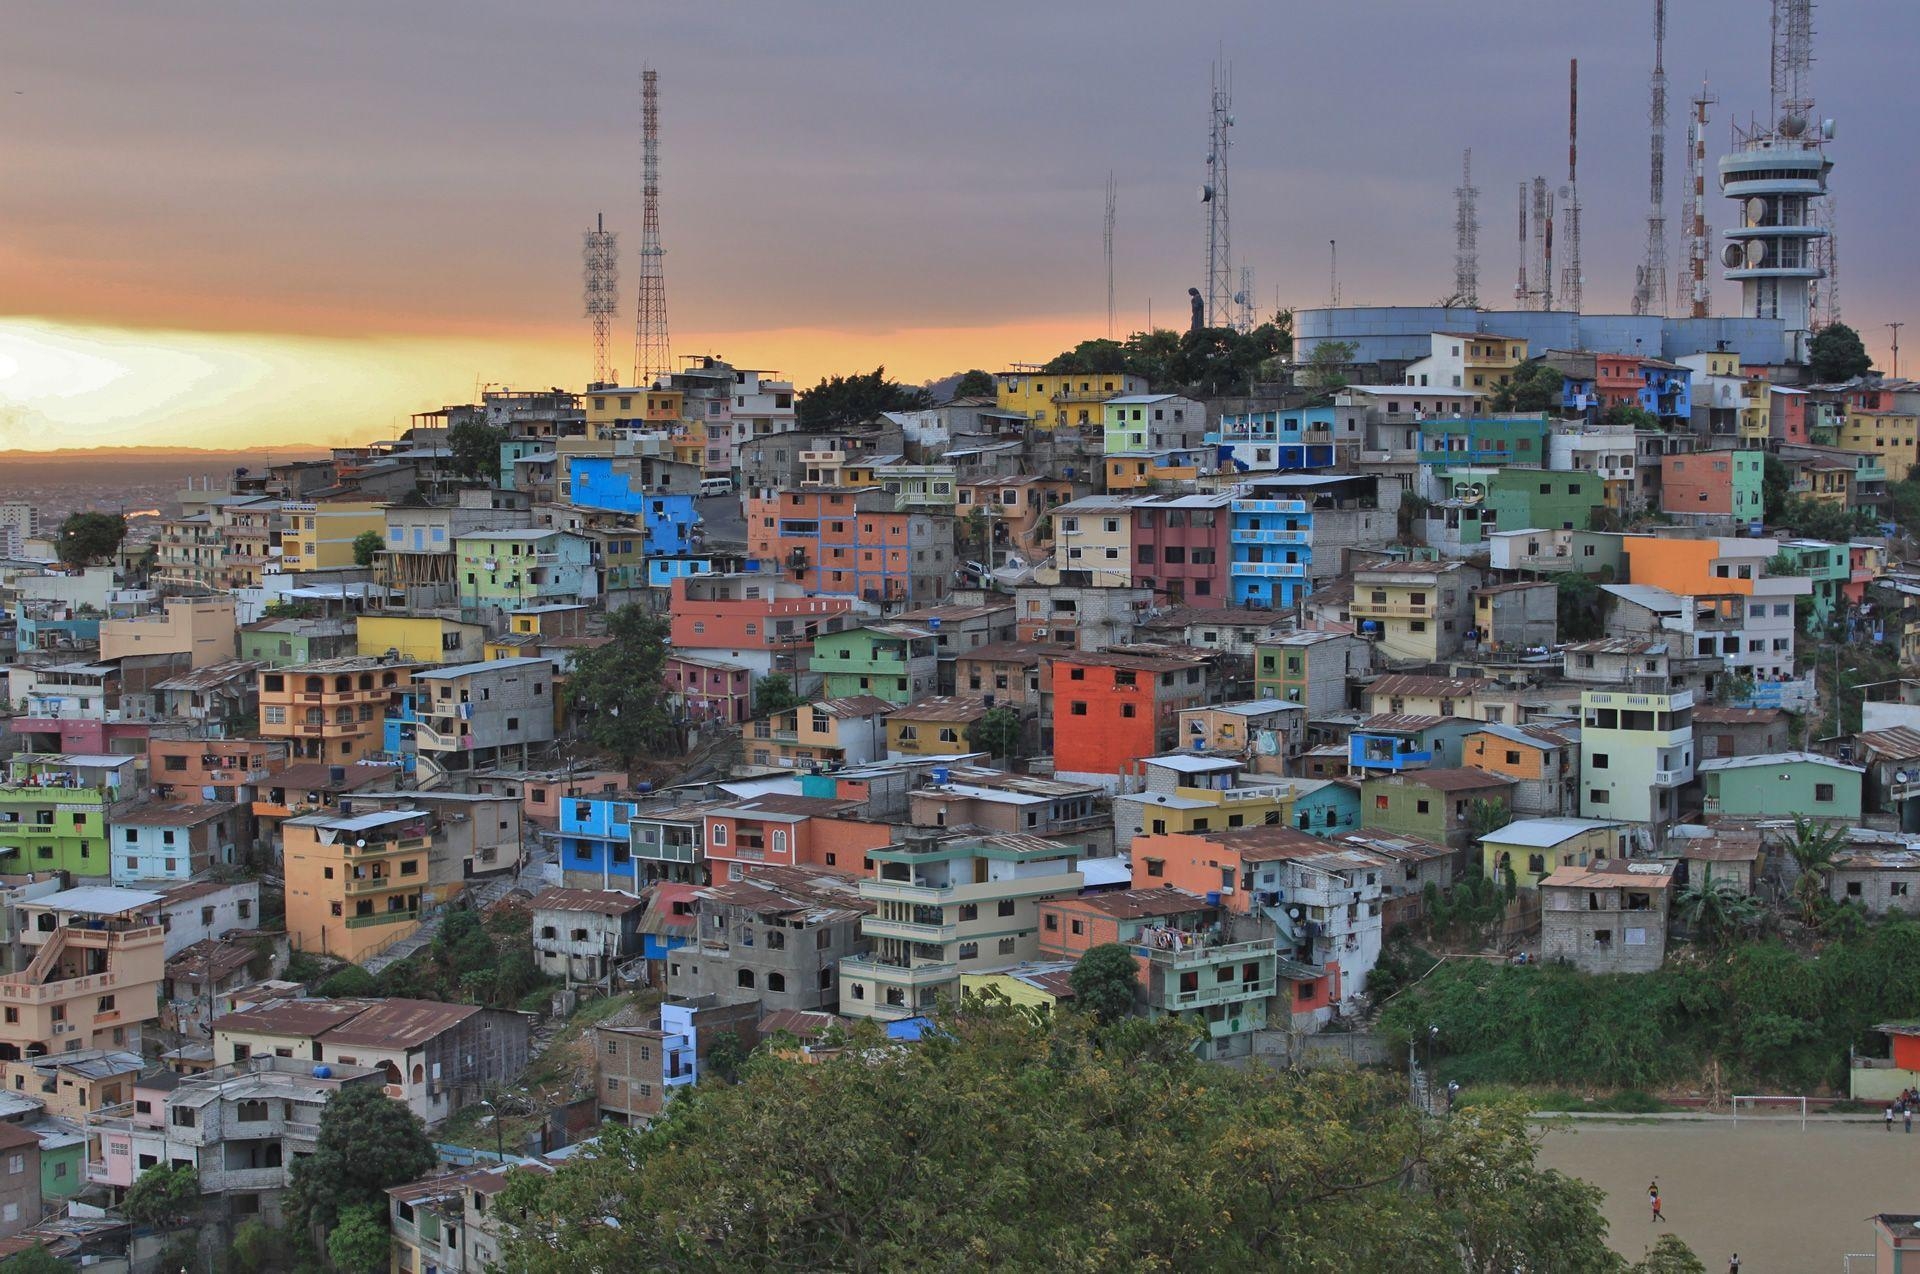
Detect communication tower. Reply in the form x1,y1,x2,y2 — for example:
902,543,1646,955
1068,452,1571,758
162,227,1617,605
1453,149,1479,307
582,213,619,388
1560,59,1583,314
1202,62,1234,327
1684,79,1718,317
632,68,673,388
1104,172,1117,340
1633,0,1671,316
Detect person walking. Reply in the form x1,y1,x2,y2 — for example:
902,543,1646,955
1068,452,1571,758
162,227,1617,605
1649,1183,1665,1224
1728,1256,1740,1274
1889,1104,1897,1131
1906,1105,1913,1134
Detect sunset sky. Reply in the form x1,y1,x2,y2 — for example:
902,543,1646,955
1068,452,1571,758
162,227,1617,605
3,0,1916,451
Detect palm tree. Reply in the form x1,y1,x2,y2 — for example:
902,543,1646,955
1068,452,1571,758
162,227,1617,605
1781,814,1850,924
1675,876,1761,946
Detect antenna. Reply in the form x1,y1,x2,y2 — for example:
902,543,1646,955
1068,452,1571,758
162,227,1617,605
1202,61,1233,327
1890,323,1905,379
1559,58,1582,314
1514,182,1528,306
632,68,672,389
1815,195,1840,328
1772,0,1815,139
1104,172,1117,341
1530,176,1553,311
582,213,620,388
1684,79,1717,318
1234,264,1257,334
1328,240,1339,310
1453,149,1479,307
1633,0,1670,316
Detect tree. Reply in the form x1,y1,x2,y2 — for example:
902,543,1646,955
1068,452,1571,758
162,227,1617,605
121,1162,198,1229
1781,814,1850,923
1810,322,1873,383
1631,1234,1708,1273
1602,402,1660,430
952,369,995,398
327,1203,392,1274
966,706,1025,764
566,606,676,768
352,529,383,567
1550,572,1612,641
1466,798,1512,844
795,367,931,430
1301,339,1357,392
0,1246,69,1274
703,1032,747,1085
1068,943,1140,1024
287,1082,436,1233
497,1006,1624,1272
752,673,804,719
1491,360,1565,413
448,416,508,483
320,964,378,998
1674,877,1761,946
228,1217,294,1274
54,511,126,568
1762,453,1792,522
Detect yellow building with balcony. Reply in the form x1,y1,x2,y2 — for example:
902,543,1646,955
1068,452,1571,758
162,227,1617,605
356,614,488,665
2,886,167,1058
1737,379,1773,449
994,369,1149,428
585,386,683,438
278,502,387,573
283,807,435,962
1838,409,1920,476
258,656,416,764
1349,561,1480,662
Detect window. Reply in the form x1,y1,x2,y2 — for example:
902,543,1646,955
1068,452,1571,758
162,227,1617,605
1144,858,1165,878
1070,701,1088,716
1893,882,1912,898
1591,753,1608,769
1814,783,1835,803
998,900,1016,917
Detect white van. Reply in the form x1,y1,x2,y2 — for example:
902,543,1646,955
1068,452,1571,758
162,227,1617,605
699,477,735,498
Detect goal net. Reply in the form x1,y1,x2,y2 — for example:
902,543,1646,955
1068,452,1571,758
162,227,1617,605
1730,1094,1807,1128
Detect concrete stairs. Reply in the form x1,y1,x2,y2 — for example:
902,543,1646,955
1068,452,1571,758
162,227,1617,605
362,874,521,976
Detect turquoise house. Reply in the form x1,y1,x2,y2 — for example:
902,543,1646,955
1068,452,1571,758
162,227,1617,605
1775,539,1850,629
1290,778,1360,837
1698,752,1864,822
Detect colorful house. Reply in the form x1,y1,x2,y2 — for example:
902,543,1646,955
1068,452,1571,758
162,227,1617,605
994,368,1147,428
1211,406,1347,474
453,529,597,613
810,624,940,705
1579,687,1694,829
1415,416,1549,467
1360,767,1515,852
1462,722,1579,818
1346,715,1483,776
1129,493,1232,606
356,613,489,665
1051,650,1218,790
1254,631,1372,715
886,697,989,757
747,488,955,607
1773,539,1850,629
282,807,434,961
278,501,387,573
1698,752,1864,821
1426,467,1603,552
744,696,896,771
258,657,416,764
1478,817,1628,887
0,754,122,878
1101,394,1204,457
1289,778,1361,837
1350,560,1483,662
1659,449,1765,522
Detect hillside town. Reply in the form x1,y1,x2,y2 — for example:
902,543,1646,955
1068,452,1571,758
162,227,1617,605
1,312,1918,1265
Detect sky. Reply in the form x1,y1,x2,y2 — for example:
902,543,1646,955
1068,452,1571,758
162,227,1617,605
3,0,1916,451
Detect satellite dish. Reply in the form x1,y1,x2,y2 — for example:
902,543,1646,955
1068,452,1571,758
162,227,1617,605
1780,112,1807,138
1899,770,1913,785
1821,118,1837,140
1745,197,1769,226
1722,242,1746,269
1743,240,1767,268
1199,184,1215,203
355,838,367,848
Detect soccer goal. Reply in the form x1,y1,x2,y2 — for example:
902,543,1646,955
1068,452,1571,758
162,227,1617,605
1731,1094,1808,1129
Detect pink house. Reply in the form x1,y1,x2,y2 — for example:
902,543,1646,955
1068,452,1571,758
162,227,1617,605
1129,493,1232,606
665,654,752,725
88,1073,173,1188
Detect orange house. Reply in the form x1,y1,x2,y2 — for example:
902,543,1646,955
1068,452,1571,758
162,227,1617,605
1037,887,1215,970
703,795,894,875
669,573,855,667
148,737,290,804
746,489,947,606
1050,649,1217,787
258,657,416,763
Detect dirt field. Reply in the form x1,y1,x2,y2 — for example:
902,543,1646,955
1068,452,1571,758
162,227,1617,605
1539,1118,1906,1271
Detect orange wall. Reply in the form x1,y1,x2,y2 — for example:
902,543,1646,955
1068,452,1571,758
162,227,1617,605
1129,832,1257,915
1894,1034,1920,1071
1660,454,1735,516
1622,538,1751,595
1053,660,1205,779
1463,733,1547,783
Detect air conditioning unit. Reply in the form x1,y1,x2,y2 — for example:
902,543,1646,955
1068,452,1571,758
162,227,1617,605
1218,884,1235,896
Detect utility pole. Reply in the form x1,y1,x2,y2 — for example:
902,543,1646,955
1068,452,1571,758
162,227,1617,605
1890,323,1905,378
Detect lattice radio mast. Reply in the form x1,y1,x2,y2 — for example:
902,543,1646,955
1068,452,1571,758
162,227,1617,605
1560,59,1583,313
1453,149,1479,307
1684,79,1717,317
632,68,672,388
1202,62,1234,327
1633,0,1671,316
583,213,619,387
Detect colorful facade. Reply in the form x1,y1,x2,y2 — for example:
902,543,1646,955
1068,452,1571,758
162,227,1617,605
747,489,954,607
282,807,433,961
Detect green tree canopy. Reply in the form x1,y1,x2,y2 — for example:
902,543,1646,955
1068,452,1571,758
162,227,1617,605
327,1202,393,1274
1602,402,1660,430
752,672,804,718
566,606,676,767
1491,360,1565,413
54,511,127,568
1631,1234,1708,1273
1809,322,1873,382
0,1245,68,1274
288,1082,436,1233
1067,943,1140,1024
319,964,378,998
352,529,384,567
121,1162,198,1229
497,1006,1625,1272
951,369,996,398
796,367,932,429
966,705,1025,763
1300,338,1356,392
448,416,508,483
1040,317,1292,394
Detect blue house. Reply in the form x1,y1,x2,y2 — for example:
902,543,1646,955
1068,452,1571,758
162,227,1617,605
1639,361,1692,423
559,793,642,887
569,456,699,555
381,690,420,775
1212,408,1340,475
1225,473,1382,610
498,439,552,491
1346,715,1482,776
1290,778,1360,837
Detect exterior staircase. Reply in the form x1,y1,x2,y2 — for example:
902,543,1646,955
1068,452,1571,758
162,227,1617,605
361,874,521,975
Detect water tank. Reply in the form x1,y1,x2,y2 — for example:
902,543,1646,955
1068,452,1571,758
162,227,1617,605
636,781,653,794
743,560,761,572
931,767,951,786
1206,891,1222,905
312,1065,332,1079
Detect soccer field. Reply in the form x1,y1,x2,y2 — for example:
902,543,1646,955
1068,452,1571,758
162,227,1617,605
1539,1118,1913,1271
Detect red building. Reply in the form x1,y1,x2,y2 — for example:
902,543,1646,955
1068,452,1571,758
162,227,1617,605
1594,353,1643,411
1773,386,1808,445
1129,493,1232,605
665,654,752,725
746,489,955,608
1660,450,1741,516
669,572,855,682
1049,648,1219,788
702,795,893,875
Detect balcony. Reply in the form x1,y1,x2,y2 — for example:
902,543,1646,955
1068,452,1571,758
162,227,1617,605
344,909,419,929
1652,767,1693,786
343,873,416,897
1230,528,1310,545
842,955,958,986
343,836,428,860
633,838,700,864
1350,599,1434,618
1233,561,1306,578
1233,499,1309,515
862,917,959,943
1161,978,1276,1009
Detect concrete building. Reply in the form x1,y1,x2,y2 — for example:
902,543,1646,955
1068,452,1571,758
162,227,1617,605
745,696,895,771
528,888,645,984
452,528,598,616
281,807,433,962
594,997,759,1123
994,368,1148,428
111,802,242,882
906,768,1107,844
1253,631,1372,715
1579,688,1694,831
746,488,955,609
839,832,1084,1022
667,865,869,1013
1470,581,1558,653
277,501,386,574
1698,752,1864,822
1359,767,1515,854
2,886,167,1058
1350,560,1483,662
98,597,238,670
668,572,858,687
1478,817,1630,888
1043,495,1137,589
258,656,415,764
409,658,555,773
1539,859,1673,974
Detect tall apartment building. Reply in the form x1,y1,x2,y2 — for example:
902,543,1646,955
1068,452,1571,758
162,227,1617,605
409,658,555,773
0,503,38,559
257,657,415,764
1,886,167,1058
747,489,955,609
1579,687,1695,832
282,807,433,962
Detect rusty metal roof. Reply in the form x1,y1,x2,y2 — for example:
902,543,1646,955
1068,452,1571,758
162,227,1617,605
319,998,486,1050
528,887,645,917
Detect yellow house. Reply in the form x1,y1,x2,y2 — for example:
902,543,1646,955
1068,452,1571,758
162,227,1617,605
1104,453,1203,492
1038,495,1135,587
585,386,683,438
1128,783,1297,842
1478,817,1629,888
1838,409,1920,475
357,614,489,665
279,502,387,573
745,696,897,771
1737,378,1772,448
841,459,883,487
283,807,436,962
994,369,1148,428
1350,562,1477,663
1365,674,1488,720
960,963,1077,1010
886,697,990,757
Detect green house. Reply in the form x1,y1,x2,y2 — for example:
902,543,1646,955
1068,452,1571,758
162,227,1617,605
808,624,939,705
239,617,355,668
1774,539,1850,629
1698,752,1863,821
1416,416,1550,466
1431,466,1604,545
0,756,119,878
36,1126,85,1199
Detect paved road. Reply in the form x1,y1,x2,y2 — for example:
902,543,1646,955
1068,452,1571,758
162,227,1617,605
696,492,747,545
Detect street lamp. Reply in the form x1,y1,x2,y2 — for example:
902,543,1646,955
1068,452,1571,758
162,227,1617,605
476,1097,505,1163
1425,1024,1440,1107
